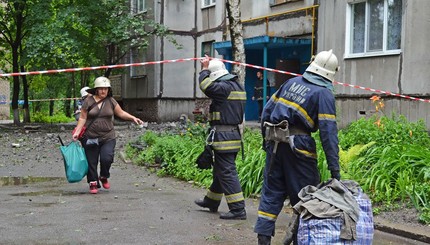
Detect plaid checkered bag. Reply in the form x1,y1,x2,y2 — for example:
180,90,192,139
297,187,374,245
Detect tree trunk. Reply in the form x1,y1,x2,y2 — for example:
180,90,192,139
49,100,54,116
226,0,245,86
21,65,30,123
65,73,73,118
11,48,20,125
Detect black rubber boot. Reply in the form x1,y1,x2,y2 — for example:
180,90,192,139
258,234,271,245
219,208,247,220
194,198,218,212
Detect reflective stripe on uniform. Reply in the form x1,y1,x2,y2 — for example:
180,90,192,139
206,190,223,201
211,140,241,151
209,112,221,121
227,91,247,100
295,148,317,159
318,113,336,122
200,77,213,92
225,192,245,204
257,210,277,221
273,96,315,128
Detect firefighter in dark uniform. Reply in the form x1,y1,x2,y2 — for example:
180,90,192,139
254,50,342,244
194,55,247,220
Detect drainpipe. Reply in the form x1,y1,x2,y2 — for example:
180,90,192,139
263,44,268,107
311,6,316,56
158,0,165,98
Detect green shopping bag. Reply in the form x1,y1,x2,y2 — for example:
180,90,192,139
58,136,88,183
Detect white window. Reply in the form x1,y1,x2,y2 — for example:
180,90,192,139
130,47,146,77
270,0,301,5
201,0,216,9
202,41,214,57
346,0,402,58
132,0,146,14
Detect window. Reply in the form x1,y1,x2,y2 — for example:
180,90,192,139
270,0,302,5
202,41,215,57
201,0,216,9
346,0,402,57
131,0,146,14
130,47,146,77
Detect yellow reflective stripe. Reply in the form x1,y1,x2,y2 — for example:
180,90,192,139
257,210,277,221
200,77,213,92
225,192,244,204
319,113,336,121
227,91,247,100
274,96,315,128
209,112,220,121
295,148,317,159
211,140,241,151
207,190,223,201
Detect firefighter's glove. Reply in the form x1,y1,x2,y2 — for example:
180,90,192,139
331,170,341,180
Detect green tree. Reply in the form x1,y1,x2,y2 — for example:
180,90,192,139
1,0,178,122
0,0,37,124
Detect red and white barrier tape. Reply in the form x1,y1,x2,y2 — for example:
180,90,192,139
1,56,428,103
221,58,430,103
0,57,201,77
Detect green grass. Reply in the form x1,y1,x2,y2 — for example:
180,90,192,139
125,115,430,224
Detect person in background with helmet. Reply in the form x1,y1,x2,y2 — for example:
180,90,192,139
72,76,144,194
194,55,247,220
254,50,341,244
74,86,91,121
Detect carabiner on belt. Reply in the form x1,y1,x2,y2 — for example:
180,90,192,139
206,128,215,146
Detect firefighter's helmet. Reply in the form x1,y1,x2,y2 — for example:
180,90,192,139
80,86,90,97
208,59,229,81
306,49,339,82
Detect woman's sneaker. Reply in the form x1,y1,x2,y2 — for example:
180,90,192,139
99,177,110,189
89,181,98,194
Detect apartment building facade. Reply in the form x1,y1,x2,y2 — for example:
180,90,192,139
120,0,430,129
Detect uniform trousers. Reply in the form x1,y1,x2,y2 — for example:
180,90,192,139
254,142,320,236
206,151,245,211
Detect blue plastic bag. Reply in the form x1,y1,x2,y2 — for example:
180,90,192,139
59,139,88,183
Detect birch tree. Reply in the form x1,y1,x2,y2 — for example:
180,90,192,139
226,0,245,86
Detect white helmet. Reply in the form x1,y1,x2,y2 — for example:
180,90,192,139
305,49,339,82
80,86,90,97
208,59,229,81
94,76,111,88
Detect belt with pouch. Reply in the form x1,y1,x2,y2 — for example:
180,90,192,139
212,125,238,132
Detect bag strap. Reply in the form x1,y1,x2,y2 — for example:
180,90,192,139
57,135,64,146
86,97,106,113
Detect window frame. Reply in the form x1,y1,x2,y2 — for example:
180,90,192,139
201,41,215,57
131,0,146,14
129,47,147,78
270,0,302,6
345,0,402,59
201,0,216,9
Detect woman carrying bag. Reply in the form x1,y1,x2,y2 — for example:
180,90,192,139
72,76,144,194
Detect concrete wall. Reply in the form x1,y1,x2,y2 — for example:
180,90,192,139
319,0,430,129
0,78,9,119
124,0,320,122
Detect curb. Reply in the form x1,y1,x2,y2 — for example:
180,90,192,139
374,217,430,243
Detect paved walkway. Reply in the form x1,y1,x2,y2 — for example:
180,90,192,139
0,122,428,244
